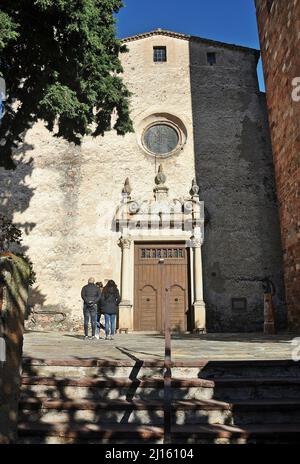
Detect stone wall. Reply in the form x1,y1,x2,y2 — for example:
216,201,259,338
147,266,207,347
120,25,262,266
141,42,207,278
255,0,300,331
0,254,30,444
190,38,285,331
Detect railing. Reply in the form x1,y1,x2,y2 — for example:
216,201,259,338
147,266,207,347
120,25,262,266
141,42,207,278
164,284,172,444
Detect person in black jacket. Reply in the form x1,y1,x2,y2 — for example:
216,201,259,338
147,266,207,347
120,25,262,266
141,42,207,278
81,277,101,340
100,280,121,340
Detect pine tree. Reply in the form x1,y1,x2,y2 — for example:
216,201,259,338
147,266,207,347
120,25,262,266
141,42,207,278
0,0,133,169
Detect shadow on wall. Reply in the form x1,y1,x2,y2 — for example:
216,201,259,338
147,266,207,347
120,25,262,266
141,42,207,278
27,286,47,309
0,147,35,253
0,145,48,313
188,38,286,333
0,147,35,227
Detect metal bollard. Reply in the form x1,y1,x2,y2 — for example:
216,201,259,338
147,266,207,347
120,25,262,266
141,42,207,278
264,293,275,335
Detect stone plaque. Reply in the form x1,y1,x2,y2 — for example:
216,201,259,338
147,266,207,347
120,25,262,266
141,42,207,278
231,298,247,311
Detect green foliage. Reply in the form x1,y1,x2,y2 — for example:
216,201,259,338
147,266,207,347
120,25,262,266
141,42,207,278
0,254,33,303
18,254,36,286
0,215,35,285
0,215,22,251
0,0,133,168
0,11,18,52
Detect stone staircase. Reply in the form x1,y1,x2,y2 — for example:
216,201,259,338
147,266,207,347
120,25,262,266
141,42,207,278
17,358,300,444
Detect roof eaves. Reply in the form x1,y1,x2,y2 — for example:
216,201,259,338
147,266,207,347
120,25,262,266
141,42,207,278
120,29,260,63
120,29,190,43
190,35,260,59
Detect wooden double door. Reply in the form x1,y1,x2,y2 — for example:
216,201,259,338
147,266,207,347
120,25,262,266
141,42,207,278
134,243,189,332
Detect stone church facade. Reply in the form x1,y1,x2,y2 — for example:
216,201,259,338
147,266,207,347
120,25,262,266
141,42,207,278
1,29,286,332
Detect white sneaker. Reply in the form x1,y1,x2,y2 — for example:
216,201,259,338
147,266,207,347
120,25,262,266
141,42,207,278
95,333,100,340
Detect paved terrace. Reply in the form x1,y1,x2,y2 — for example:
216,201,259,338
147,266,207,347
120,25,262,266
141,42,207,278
23,331,299,361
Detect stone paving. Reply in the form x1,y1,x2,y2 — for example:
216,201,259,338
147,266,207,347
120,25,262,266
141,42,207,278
23,330,299,361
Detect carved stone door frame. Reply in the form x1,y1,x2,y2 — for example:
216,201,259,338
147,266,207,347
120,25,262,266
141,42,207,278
115,166,206,332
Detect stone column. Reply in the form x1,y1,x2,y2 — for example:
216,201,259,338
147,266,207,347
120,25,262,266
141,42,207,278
118,237,133,331
192,237,206,333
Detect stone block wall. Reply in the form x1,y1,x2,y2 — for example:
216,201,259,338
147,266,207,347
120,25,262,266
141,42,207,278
255,0,300,331
190,38,285,331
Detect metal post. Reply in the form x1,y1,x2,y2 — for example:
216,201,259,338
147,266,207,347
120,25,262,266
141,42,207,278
264,293,275,334
164,283,172,444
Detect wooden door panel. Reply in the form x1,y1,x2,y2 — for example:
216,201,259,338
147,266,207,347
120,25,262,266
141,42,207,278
163,262,187,332
134,243,188,332
134,256,162,331
169,285,186,332
139,285,158,331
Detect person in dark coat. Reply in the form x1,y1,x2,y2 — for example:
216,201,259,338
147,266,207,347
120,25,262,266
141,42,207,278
81,277,101,340
100,280,121,340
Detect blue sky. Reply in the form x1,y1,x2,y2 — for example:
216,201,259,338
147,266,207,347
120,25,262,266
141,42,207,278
116,0,265,91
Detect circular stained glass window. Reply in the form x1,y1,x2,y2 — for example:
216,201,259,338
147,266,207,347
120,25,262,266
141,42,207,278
143,124,179,155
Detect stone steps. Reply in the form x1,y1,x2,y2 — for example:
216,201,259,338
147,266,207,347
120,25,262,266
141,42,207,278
17,421,300,444
18,357,300,443
19,397,300,411
19,397,300,426
21,375,300,401
17,422,164,444
22,358,300,379
22,375,300,387
172,423,300,444
19,397,231,411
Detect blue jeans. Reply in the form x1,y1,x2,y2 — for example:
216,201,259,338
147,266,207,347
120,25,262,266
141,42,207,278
83,304,97,337
104,314,116,337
